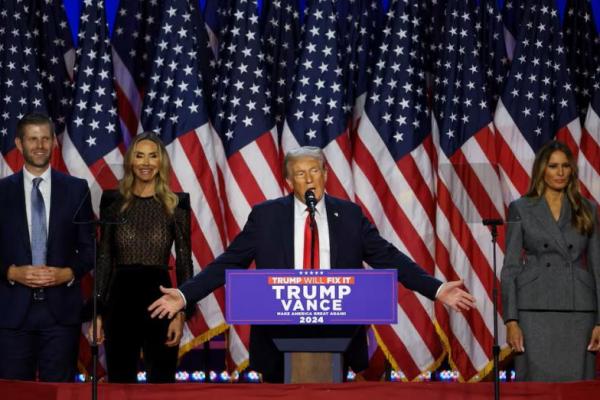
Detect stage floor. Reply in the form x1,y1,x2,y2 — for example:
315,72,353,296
2,379,600,400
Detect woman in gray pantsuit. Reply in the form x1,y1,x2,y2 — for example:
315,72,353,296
501,140,600,381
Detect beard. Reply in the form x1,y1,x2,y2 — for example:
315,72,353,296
22,149,51,169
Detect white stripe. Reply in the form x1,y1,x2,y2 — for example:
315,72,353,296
281,120,300,154
0,154,13,177
493,99,535,203
239,133,282,200
323,138,354,198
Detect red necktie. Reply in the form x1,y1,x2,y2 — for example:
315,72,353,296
303,213,319,270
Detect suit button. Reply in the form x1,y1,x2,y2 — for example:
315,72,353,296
568,244,573,249
543,243,548,248
546,262,551,267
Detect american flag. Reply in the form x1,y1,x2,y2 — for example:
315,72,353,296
282,0,354,200
501,0,525,60
494,0,582,205
582,72,600,206
63,0,123,212
0,0,47,176
260,0,301,134
354,0,443,380
475,0,510,106
209,0,286,369
564,0,600,206
341,0,383,129
563,0,600,120
137,0,236,362
30,0,75,144
431,0,507,381
110,0,160,145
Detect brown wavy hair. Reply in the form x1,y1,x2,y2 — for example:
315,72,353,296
525,140,593,235
119,132,178,215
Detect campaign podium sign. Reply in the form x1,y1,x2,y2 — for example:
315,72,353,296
225,269,398,383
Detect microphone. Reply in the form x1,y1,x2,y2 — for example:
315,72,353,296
482,219,504,226
304,189,317,217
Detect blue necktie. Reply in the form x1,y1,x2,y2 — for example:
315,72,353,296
31,177,47,266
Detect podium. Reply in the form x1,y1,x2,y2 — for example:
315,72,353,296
226,269,397,383
271,326,360,383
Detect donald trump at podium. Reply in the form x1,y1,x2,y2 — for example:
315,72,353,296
149,146,475,382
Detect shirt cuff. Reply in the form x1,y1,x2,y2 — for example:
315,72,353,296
8,280,15,286
66,277,75,287
434,282,445,299
177,289,187,307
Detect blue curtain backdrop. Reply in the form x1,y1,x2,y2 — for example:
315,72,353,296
62,0,600,44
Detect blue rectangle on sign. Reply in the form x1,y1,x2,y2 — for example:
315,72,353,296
226,269,397,325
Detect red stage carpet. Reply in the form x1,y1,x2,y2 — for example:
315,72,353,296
2,380,600,400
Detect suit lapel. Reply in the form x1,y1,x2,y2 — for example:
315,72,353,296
325,195,339,268
46,169,61,252
529,197,570,258
281,194,294,268
13,172,31,252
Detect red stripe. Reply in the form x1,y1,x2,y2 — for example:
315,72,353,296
114,83,138,143
556,125,579,158
324,163,351,200
495,132,530,195
88,158,119,189
218,166,242,241
178,130,227,246
580,130,600,177
336,129,353,165
228,152,266,207
4,148,23,172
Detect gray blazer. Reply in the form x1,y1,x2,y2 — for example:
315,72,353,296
501,196,600,323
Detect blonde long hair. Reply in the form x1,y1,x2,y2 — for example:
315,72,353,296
525,140,594,235
119,132,178,215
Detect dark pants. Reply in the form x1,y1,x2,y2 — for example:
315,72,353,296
104,265,178,383
0,301,79,382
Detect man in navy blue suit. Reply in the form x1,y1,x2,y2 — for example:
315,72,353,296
149,146,475,382
0,113,94,381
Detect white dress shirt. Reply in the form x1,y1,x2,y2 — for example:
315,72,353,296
293,195,330,270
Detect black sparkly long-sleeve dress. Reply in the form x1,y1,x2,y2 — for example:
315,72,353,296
96,191,192,383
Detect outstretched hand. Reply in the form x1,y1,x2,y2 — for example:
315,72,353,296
148,285,185,319
436,280,476,312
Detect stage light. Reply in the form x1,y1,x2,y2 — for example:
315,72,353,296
242,370,261,383
175,371,190,381
136,371,147,383
390,370,405,381
231,371,240,382
208,370,218,382
191,371,206,382
76,374,86,382
346,370,356,382
219,371,231,382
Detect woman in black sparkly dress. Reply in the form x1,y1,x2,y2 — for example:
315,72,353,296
92,132,192,383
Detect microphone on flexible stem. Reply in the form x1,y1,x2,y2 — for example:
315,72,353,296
304,189,317,218
482,219,504,226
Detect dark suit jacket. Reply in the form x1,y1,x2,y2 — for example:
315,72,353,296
180,194,442,378
0,169,95,329
501,196,600,322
